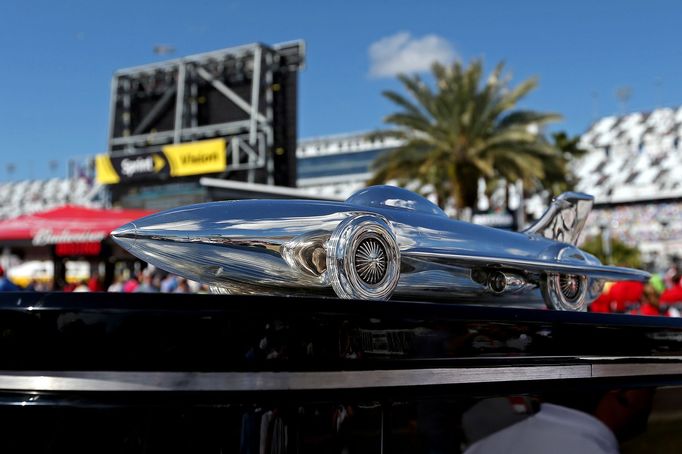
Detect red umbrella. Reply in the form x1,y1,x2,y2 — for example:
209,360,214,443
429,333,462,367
0,205,155,245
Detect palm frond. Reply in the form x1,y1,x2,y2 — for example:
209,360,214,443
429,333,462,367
371,59,568,213
382,90,427,119
498,111,562,129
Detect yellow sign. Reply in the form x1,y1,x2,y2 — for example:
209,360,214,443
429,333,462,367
95,154,120,184
163,138,226,177
95,138,227,185
153,154,166,172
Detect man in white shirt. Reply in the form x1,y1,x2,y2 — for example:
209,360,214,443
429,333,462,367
464,389,654,454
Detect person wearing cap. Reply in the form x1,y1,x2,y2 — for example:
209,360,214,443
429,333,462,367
0,266,20,292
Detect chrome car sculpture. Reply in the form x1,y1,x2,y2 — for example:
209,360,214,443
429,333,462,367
111,185,649,311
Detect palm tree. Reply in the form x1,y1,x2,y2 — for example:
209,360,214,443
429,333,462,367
538,131,588,197
369,60,563,215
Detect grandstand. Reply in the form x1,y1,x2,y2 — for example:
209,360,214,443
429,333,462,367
0,177,105,220
576,107,682,263
576,107,682,203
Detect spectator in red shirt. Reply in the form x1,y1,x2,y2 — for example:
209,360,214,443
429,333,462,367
608,280,644,312
629,284,667,316
122,273,140,293
588,289,612,313
660,274,682,305
88,272,104,292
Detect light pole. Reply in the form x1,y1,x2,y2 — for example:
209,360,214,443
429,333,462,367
600,220,612,265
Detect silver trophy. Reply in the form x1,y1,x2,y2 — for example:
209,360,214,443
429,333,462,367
111,185,648,311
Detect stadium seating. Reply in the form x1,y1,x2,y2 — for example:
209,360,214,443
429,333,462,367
575,106,682,258
576,107,682,203
0,177,104,220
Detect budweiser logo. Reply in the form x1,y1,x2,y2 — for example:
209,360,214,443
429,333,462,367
32,229,107,246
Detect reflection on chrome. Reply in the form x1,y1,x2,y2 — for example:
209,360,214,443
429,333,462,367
111,185,649,310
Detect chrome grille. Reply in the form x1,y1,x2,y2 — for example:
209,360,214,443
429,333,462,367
354,238,387,285
559,274,582,302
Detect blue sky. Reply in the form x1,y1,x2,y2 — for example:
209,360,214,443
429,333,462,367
1,0,681,180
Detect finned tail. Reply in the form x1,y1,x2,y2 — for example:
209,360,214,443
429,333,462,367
522,192,594,245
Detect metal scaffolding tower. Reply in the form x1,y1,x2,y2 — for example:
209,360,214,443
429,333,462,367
108,41,304,186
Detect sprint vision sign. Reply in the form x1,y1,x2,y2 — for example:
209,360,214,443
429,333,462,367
96,138,226,184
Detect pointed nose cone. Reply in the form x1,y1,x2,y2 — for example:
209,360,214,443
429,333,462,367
111,222,138,252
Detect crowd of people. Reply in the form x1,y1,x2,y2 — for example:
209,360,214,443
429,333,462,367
0,265,209,294
103,268,209,294
589,264,682,316
586,202,682,247
3,260,682,317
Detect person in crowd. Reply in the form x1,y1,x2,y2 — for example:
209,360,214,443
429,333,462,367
122,272,140,293
107,274,124,292
0,266,20,291
664,261,680,289
160,274,177,293
649,273,665,293
134,272,158,293
627,284,663,316
73,279,90,292
464,388,655,454
589,279,643,313
174,278,190,293
151,273,163,290
188,280,201,293
88,272,103,292
660,273,682,305
589,282,615,313
606,280,644,313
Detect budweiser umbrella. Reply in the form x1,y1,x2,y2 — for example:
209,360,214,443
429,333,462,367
0,205,155,245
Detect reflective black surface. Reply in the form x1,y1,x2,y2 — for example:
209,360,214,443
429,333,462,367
0,386,679,453
0,292,681,452
0,291,682,371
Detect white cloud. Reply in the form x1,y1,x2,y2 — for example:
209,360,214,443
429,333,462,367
368,32,457,78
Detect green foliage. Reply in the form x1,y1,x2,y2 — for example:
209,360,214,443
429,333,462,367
539,131,588,197
369,59,574,214
580,235,642,269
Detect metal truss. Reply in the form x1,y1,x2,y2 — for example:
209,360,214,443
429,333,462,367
108,41,303,183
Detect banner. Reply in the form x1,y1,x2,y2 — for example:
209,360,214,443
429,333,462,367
163,138,226,177
96,138,226,184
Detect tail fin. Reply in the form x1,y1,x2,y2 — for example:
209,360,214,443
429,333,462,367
522,192,594,245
